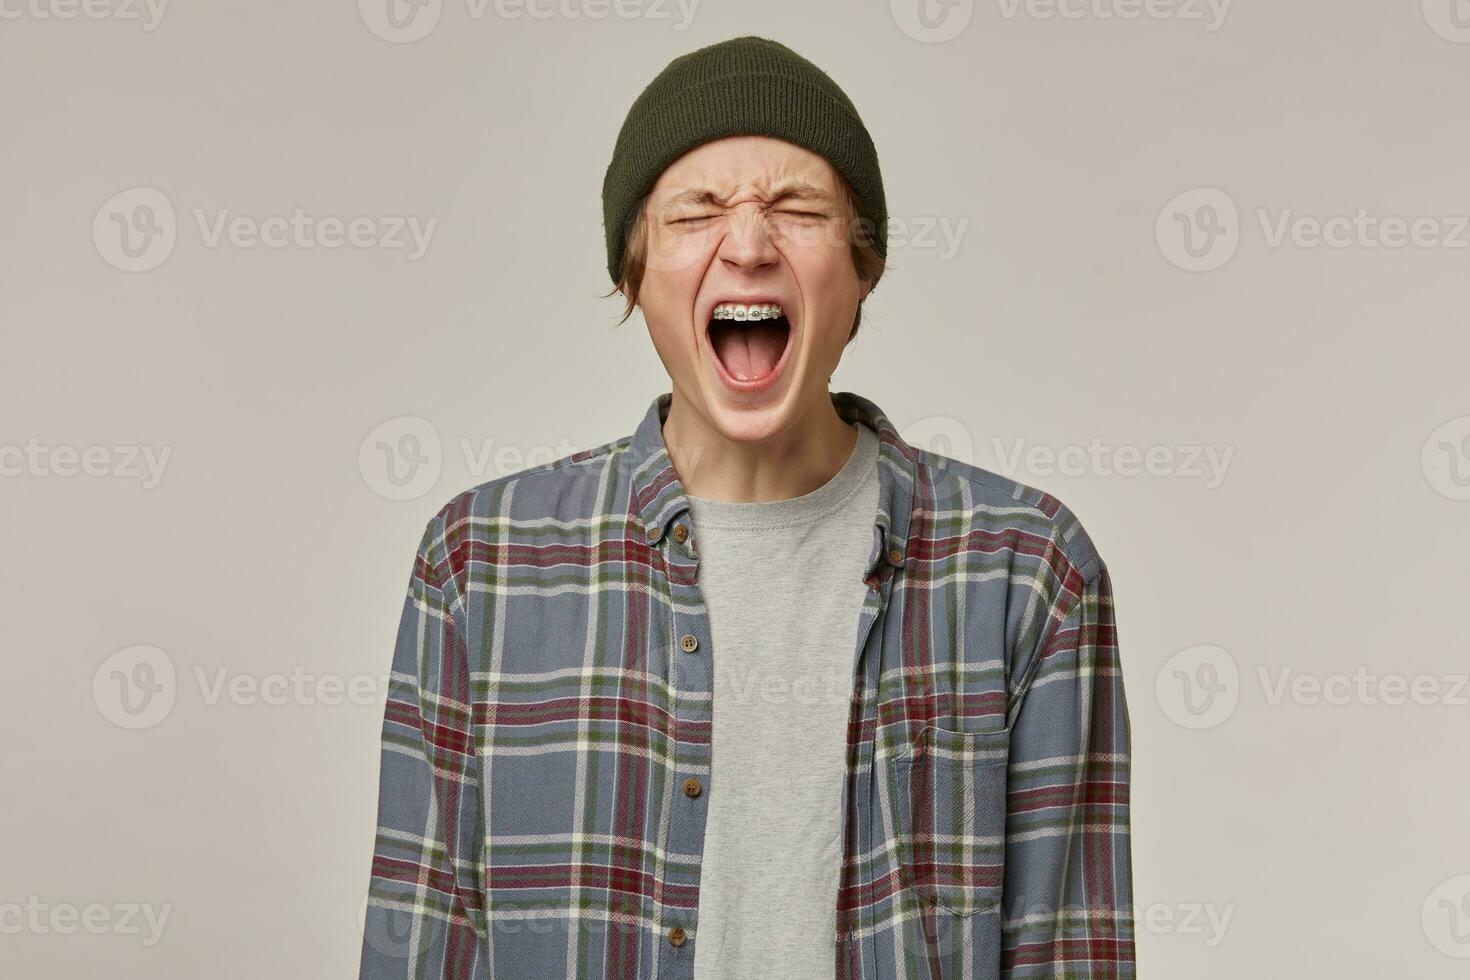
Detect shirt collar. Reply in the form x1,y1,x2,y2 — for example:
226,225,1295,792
625,389,917,582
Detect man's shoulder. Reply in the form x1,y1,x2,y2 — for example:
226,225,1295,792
414,432,637,562
910,446,1105,584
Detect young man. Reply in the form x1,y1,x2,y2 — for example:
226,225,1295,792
360,35,1134,980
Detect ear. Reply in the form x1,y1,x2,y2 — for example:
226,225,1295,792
858,277,875,302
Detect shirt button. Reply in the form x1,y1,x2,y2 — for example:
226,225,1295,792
888,547,904,565
682,777,702,798
645,525,661,543
668,925,686,947
680,634,698,653
672,523,688,543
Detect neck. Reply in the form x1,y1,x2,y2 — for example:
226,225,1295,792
659,387,858,503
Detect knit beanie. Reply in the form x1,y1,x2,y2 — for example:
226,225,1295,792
601,35,887,285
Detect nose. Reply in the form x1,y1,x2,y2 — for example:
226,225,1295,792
715,204,779,276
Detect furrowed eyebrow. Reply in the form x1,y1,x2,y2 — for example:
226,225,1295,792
766,183,834,206
659,188,725,213
657,180,834,216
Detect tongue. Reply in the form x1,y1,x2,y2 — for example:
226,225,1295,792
711,321,787,381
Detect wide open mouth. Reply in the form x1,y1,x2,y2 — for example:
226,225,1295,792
704,304,793,384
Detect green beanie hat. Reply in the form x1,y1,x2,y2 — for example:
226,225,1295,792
601,35,887,285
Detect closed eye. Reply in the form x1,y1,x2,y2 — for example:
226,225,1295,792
672,210,825,224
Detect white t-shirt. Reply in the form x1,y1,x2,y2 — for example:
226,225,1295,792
683,421,882,980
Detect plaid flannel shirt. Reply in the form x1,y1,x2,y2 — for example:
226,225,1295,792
360,389,1135,980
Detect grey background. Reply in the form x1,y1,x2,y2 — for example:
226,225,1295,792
3,1,1469,977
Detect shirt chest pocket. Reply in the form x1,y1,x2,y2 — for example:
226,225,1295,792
887,722,1009,916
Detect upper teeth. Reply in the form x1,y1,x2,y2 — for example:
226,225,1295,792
712,303,784,322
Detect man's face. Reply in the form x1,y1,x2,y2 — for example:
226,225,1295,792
634,135,872,443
